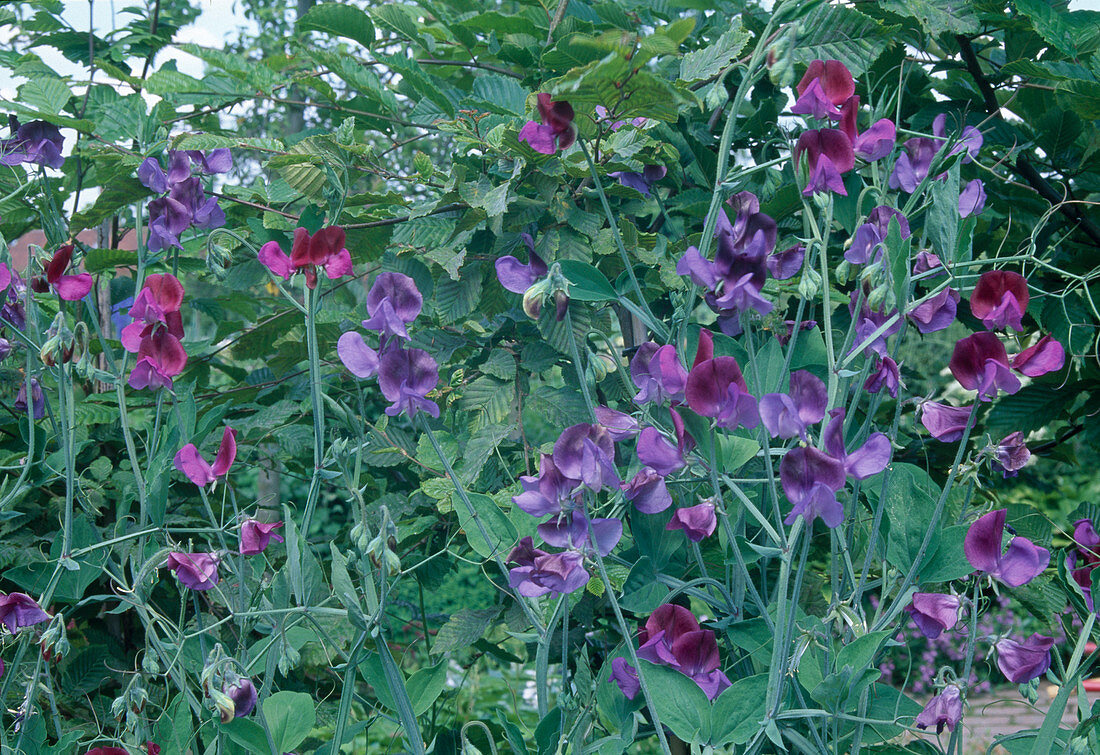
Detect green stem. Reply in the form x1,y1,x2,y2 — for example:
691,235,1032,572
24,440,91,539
301,282,326,535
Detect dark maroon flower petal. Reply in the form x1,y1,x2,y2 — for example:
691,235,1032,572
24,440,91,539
970,271,1029,331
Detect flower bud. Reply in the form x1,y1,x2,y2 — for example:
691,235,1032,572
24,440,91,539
554,290,569,322
222,675,257,718
798,268,822,299
522,284,545,320
834,260,852,284
211,689,236,723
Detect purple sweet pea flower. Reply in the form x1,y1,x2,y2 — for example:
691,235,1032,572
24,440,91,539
836,96,896,162
767,244,805,280
595,105,647,131
43,245,93,301
14,377,45,420
969,271,1029,332
146,195,191,252
553,423,619,491
239,520,284,556
0,592,51,633
0,118,64,168
138,157,168,193
1010,334,1065,378
495,233,548,294
849,292,901,357
918,401,973,442
904,593,961,639
164,552,220,591
793,60,854,118
337,332,380,378
594,405,639,441
223,676,258,718
378,346,440,419
914,684,963,734
630,343,689,405
759,370,827,439
637,604,700,666
794,128,854,195
186,148,233,175
1068,520,1100,610
949,332,1021,401
537,511,622,556
959,179,986,217
913,251,944,276
609,165,666,196
637,426,685,476
992,431,1030,478
995,634,1053,684
166,150,192,184
889,135,940,193
933,113,982,162
362,272,423,341
964,508,1049,587
636,604,731,700
864,356,900,398
823,408,892,480
780,446,847,527
623,467,672,514
170,177,225,231
666,501,717,542
513,453,580,517
845,207,911,266
685,356,760,430
791,79,841,120
609,657,640,700
908,287,959,334
518,93,575,154
507,537,589,597
173,426,237,487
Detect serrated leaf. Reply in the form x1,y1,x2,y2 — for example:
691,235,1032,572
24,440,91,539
679,21,749,84
171,133,285,152
298,3,375,48
459,376,513,426
791,5,892,77
881,0,979,36
83,247,137,273
18,77,71,115
434,272,482,322
432,609,500,654
1056,79,1100,120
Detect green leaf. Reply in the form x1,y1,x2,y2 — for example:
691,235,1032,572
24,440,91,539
1056,79,1100,120
880,0,978,36
407,661,448,715
559,259,617,302
927,163,960,263
679,20,749,84
370,4,422,47
456,492,518,560
1015,0,1089,57
882,463,941,574
18,78,71,115
710,674,768,746
920,525,972,582
434,272,482,322
220,718,269,755
298,3,375,48
171,133,285,151
791,5,892,77
431,608,500,654
547,53,694,122
83,247,137,273
637,661,710,744
262,691,316,753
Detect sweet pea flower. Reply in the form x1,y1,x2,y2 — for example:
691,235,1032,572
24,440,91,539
0,118,64,168
823,408,892,480
594,105,647,131
495,233,548,294
223,676,257,718
992,431,1030,477
904,593,961,639
610,165,666,196
42,245,93,301
609,657,640,700
908,287,959,334
507,537,588,597
258,225,352,287
129,329,188,390
0,592,50,633
836,96,896,162
969,271,1029,332
1011,334,1065,377
949,332,1021,402
185,148,233,175
995,634,1053,684
622,467,672,514
15,377,45,419
685,356,760,430
169,177,225,230
513,453,580,518
792,59,854,118
794,128,854,195
630,343,688,405
636,604,731,700
121,274,185,352
537,511,622,557
553,423,619,491
759,370,827,439
518,93,575,155
780,446,847,527
637,604,700,666
594,405,639,441
889,135,940,193
637,411,694,476
239,520,284,555
362,272,423,341
336,332,379,378
666,501,717,542
378,346,440,419
174,426,237,487
1067,519,1100,610
849,292,901,357
913,251,944,276
146,195,192,252
767,243,805,280
964,508,1049,587
914,684,963,734
959,179,986,217
918,401,973,442
164,552,220,591
933,113,983,162
845,207,911,266
864,356,900,398
84,748,129,755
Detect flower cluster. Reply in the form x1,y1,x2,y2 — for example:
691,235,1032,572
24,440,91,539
121,274,188,390
138,150,231,252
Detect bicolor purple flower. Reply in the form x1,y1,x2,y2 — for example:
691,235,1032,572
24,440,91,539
794,128,854,195
537,511,622,557
666,501,717,542
849,292,901,357
759,370,827,439
685,356,760,430
845,207,911,266
913,251,944,276
1011,334,1065,378
959,179,986,217
15,377,45,419
553,423,619,491
905,593,961,639
969,271,1029,332
610,165,666,196
184,148,233,175
630,343,688,405
635,604,731,700
129,329,188,390
164,552,220,591
507,537,588,597
258,226,353,288
919,401,973,442
995,634,1053,684
864,356,900,398
622,467,672,514
767,244,805,280
964,509,1049,587
837,95,896,162
514,453,580,517
42,245,93,301
239,520,284,555
889,135,940,193
914,684,963,734
0,592,50,633
908,287,959,334
637,426,685,476
0,118,64,168
223,676,257,718
174,426,237,487
361,272,423,341
495,233,547,294
991,432,1030,478
934,113,983,162
792,59,854,119
594,405,639,441
949,332,1021,402
780,446,847,527
378,346,440,419
518,93,575,155
823,408,892,480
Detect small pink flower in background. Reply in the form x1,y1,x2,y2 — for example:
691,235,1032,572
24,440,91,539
174,426,237,487
164,552,219,591
969,270,1028,332
0,592,50,633
518,93,575,154
239,520,284,555
964,508,1049,587
995,634,1053,683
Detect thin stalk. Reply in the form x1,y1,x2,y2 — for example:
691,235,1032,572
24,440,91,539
301,282,326,534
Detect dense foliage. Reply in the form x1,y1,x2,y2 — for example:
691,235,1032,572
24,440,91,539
1,0,1100,753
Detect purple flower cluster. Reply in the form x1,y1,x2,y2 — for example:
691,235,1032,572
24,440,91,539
121,274,189,391
889,113,982,194
138,150,231,252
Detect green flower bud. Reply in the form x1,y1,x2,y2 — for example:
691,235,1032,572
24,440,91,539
798,268,822,299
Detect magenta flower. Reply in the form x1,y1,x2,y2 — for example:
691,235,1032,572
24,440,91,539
636,604,731,700
964,509,1049,587
685,356,760,430
518,93,575,155
949,332,1021,401
239,520,284,555
759,370,827,439
822,408,892,480
845,207,911,266
495,233,548,294
507,537,588,597
792,59,854,118
837,95,896,161
908,287,959,334
969,271,1029,332
378,346,440,419
164,552,219,591
259,225,352,288
174,426,237,487
780,446,847,527
918,401,972,442
223,675,257,718
630,343,689,405
594,405,639,441
992,431,1030,478
609,657,640,700
0,118,64,168
666,501,717,542
1011,334,1065,377
0,592,50,633
121,274,185,351
623,467,672,514
553,423,618,491
864,356,900,398
129,329,188,390
609,165,667,196
914,684,963,734
513,453,580,517
995,634,1053,684
637,604,701,666
959,179,986,217
42,245,93,301
904,593,961,639
794,128,854,195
